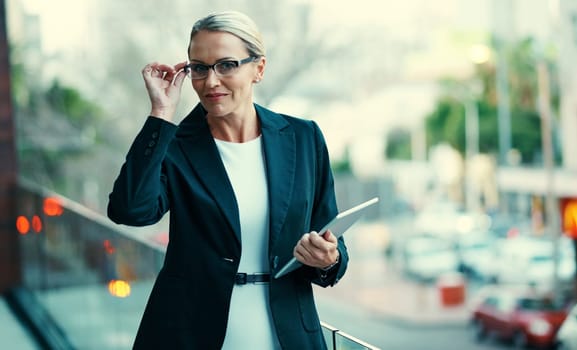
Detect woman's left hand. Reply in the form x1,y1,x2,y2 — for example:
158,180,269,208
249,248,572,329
293,230,339,269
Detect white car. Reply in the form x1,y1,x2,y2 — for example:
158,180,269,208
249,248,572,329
557,303,577,350
489,236,575,285
454,232,496,280
402,235,460,282
414,201,490,238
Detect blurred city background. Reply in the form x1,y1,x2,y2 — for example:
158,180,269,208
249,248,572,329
1,0,577,349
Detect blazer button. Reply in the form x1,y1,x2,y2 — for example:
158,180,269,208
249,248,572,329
144,148,152,156
273,256,279,269
151,131,159,139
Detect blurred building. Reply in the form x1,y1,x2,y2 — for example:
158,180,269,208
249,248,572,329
558,0,577,171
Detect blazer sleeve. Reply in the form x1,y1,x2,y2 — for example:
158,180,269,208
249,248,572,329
107,116,177,226
303,121,349,287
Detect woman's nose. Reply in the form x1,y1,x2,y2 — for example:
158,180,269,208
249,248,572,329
204,69,221,87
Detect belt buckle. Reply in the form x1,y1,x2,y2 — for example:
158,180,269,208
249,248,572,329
235,273,247,285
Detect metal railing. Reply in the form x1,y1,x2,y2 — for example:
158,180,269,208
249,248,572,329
321,322,380,350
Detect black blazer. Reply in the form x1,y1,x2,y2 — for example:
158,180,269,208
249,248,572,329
108,103,348,349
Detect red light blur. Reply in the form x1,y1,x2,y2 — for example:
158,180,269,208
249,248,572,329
16,216,30,235
43,197,63,217
31,215,42,233
507,227,519,238
103,240,115,254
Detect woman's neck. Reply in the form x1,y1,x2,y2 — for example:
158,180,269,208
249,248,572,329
207,108,260,143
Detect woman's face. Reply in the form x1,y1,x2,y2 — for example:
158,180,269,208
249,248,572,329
188,30,264,118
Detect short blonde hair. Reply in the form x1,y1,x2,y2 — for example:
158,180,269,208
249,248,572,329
188,11,266,57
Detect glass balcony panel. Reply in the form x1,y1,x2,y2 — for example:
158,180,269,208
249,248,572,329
16,182,378,349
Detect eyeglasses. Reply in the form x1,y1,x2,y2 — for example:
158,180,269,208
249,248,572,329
185,56,257,80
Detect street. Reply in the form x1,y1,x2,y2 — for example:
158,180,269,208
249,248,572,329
313,218,506,350
317,295,502,350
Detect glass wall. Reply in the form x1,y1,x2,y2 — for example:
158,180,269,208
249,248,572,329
16,180,163,349
15,180,378,349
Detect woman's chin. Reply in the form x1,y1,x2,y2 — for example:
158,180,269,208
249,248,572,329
201,102,229,117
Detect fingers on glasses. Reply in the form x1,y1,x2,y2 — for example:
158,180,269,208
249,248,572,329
142,63,180,81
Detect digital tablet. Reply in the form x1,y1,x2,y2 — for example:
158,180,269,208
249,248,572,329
274,197,379,279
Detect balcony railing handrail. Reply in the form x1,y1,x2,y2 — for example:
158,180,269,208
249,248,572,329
18,176,167,252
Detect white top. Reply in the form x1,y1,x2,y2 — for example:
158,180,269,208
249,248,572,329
215,136,281,350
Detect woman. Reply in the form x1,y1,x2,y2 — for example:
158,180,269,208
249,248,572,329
107,10,348,349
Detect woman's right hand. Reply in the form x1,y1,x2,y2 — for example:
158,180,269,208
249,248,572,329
293,230,340,269
141,61,189,122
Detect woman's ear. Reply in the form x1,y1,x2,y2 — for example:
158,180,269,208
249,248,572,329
254,56,266,83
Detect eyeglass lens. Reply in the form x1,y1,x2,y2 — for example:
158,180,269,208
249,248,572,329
187,57,255,79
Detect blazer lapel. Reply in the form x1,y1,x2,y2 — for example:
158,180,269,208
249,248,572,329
175,105,241,247
173,103,296,251
257,104,296,249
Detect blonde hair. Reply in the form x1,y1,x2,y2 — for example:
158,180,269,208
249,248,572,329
188,11,266,57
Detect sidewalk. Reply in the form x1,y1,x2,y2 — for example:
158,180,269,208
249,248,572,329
314,250,473,327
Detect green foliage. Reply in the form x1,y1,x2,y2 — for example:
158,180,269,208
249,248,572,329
425,97,463,151
477,100,499,153
510,108,542,163
507,38,538,109
331,159,352,174
423,36,560,165
10,41,104,196
331,146,353,174
9,54,26,107
385,128,412,160
46,80,102,128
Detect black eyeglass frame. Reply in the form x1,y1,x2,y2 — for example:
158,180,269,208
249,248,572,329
185,56,258,80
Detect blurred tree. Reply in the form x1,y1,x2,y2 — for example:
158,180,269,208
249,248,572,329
385,128,412,160
419,37,560,165
46,81,102,130
13,71,104,197
331,146,353,174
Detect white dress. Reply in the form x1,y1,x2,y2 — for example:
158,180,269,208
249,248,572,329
215,136,282,350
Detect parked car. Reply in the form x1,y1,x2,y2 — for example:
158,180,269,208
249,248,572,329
470,285,569,349
557,303,577,350
401,234,460,282
487,236,576,286
454,231,496,280
414,200,490,238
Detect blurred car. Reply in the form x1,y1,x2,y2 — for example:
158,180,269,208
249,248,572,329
523,252,576,286
414,201,490,238
487,236,576,285
454,231,496,280
401,234,460,282
557,303,577,350
488,213,534,238
470,285,569,349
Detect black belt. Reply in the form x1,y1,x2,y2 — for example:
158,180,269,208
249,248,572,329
234,273,270,285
